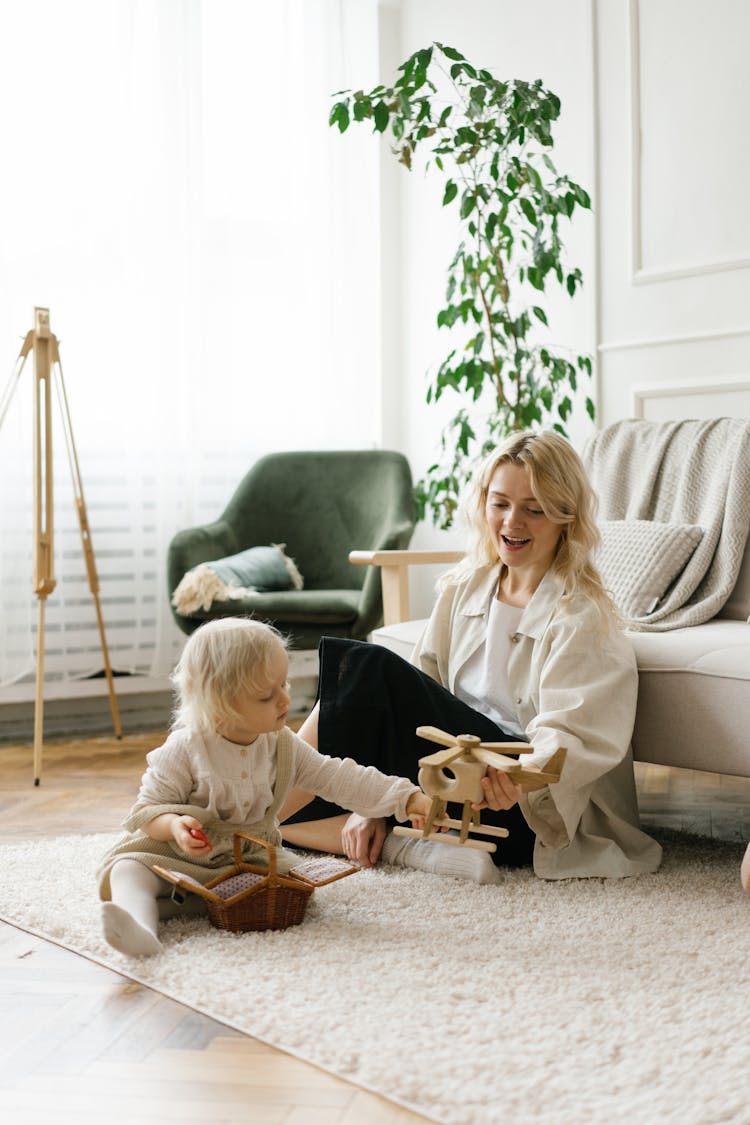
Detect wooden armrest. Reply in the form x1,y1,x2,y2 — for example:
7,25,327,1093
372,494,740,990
349,549,464,626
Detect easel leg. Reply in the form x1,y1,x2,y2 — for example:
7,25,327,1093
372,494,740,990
33,599,46,785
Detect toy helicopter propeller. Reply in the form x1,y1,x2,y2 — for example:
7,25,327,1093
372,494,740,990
393,726,567,853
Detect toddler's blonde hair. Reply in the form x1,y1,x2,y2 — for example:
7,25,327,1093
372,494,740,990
171,617,287,734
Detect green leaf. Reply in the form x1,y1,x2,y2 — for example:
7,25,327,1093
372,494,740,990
441,45,466,62
574,184,591,208
443,180,458,206
329,102,350,133
532,306,548,326
586,396,596,420
520,197,536,226
373,101,389,133
460,191,476,219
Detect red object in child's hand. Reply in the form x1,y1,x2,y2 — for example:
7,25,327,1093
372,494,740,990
189,827,211,847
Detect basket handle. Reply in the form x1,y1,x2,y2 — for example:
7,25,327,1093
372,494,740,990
232,831,276,879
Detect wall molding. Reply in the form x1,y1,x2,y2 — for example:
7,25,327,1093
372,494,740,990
629,0,750,285
632,375,750,418
599,324,750,354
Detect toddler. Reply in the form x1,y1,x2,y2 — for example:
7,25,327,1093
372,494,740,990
98,617,431,955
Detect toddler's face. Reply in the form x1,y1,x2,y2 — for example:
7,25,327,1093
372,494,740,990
220,643,291,745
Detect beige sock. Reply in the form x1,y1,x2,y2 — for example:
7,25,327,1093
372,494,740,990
102,860,164,955
381,830,502,885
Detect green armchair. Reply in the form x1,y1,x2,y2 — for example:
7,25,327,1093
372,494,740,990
167,449,416,648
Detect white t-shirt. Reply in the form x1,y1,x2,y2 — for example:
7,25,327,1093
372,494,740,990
454,595,526,739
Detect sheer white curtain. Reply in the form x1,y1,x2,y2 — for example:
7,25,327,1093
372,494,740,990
0,0,381,686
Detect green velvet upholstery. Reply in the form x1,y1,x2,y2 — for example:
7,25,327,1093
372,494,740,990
167,450,416,647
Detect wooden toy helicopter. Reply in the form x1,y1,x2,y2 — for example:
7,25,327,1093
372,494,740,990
393,726,567,853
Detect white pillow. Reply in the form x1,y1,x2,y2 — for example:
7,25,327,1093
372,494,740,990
596,520,704,620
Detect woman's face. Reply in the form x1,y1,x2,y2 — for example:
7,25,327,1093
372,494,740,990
485,461,562,579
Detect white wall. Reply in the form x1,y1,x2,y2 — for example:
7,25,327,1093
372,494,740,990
595,0,750,424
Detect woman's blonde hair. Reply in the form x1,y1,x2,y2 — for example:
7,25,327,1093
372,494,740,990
171,617,287,733
450,430,618,624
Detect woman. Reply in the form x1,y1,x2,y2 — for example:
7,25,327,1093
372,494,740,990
280,431,662,881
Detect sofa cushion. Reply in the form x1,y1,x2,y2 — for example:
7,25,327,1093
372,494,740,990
628,619,750,673
596,520,704,621
628,621,750,775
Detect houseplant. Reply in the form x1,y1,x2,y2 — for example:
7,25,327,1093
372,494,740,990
330,43,593,528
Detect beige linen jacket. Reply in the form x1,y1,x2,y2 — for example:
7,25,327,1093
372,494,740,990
411,564,662,879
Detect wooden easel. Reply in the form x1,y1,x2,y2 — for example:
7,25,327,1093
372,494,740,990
0,307,121,784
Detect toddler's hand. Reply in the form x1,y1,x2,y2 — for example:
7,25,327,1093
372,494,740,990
405,790,433,830
174,815,211,853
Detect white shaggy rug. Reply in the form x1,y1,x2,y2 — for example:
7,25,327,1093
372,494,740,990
1,831,749,1125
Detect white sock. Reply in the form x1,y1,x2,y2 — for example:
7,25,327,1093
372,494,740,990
103,860,164,955
381,830,502,885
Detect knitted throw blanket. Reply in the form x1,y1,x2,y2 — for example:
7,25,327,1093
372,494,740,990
582,418,750,630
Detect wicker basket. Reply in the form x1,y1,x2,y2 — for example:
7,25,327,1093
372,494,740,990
153,831,358,933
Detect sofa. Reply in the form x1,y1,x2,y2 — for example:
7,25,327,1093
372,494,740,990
352,419,750,779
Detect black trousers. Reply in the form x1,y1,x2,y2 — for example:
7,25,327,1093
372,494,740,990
286,638,536,868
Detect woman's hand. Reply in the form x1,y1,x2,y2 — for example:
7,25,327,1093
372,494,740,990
341,813,387,868
472,766,522,812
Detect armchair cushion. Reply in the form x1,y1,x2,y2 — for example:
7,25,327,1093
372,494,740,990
171,544,303,616
597,520,704,621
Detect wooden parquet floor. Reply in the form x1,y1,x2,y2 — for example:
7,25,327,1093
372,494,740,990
0,734,430,1125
